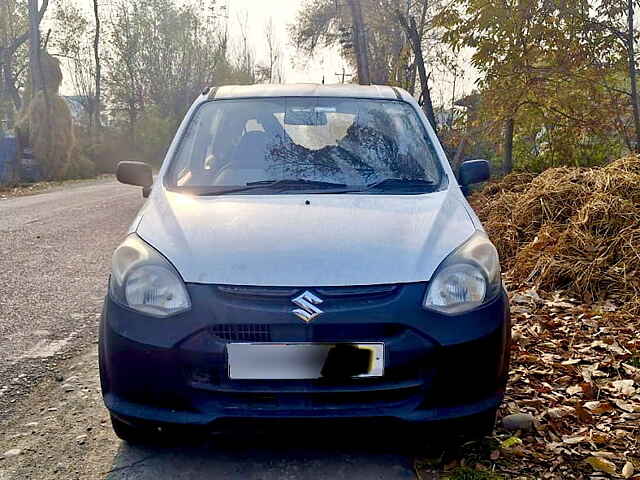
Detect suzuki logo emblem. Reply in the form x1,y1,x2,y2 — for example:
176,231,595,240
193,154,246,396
292,291,324,323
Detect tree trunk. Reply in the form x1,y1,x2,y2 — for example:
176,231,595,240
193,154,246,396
409,0,429,95
128,105,136,147
396,11,438,134
2,0,48,111
346,0,370,85
452,135,468,173
503,118,515,175
627,0,640,152
2,52,22,111
420,81,437,134
93,0,102,133
0,58,7,119
28,0,44,94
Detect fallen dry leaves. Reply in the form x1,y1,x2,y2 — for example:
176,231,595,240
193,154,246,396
447,160,640,479
493,284,640,479
416,284,639,480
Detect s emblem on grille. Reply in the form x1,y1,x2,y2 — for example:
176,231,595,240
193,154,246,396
292,291,324,323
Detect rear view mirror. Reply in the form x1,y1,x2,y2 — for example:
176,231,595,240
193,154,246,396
459,159,490,186
117,161,153,190
284,107,328,126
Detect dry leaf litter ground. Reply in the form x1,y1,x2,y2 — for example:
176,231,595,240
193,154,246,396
421,157,640,479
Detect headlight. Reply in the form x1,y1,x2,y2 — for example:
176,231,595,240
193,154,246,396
109,234,191,317
423,231,501,315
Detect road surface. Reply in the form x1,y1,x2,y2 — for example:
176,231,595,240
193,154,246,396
0,179,141,412
0,179,420,480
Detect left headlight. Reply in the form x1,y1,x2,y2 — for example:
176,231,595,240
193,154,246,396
109,234,191,317
423,231,501,315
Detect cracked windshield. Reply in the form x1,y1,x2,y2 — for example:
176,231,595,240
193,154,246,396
170,98,442,192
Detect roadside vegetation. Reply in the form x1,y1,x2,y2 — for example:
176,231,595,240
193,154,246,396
292,0,640,174
1,0,283,181
3,0,640,178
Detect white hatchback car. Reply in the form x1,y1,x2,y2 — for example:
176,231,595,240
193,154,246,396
100,84,510,443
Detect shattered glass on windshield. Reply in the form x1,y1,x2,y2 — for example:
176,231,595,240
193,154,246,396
167,97,444,193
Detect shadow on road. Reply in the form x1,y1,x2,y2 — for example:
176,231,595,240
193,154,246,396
105,421,426,479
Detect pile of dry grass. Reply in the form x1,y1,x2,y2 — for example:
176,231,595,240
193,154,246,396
16,51,76,181
17,94,74,180
470,156,640,313
21,51,64,102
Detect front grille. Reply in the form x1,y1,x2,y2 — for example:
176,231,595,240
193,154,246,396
217,285,299,297
210,324,272,342
216,284,399,299
315,285,397,298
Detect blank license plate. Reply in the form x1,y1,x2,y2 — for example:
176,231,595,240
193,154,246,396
227,343,384,380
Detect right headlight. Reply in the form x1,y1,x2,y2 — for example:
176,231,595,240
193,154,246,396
423,231,501,315
109,234,191,318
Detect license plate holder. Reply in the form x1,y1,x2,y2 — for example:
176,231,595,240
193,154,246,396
227,343,384,380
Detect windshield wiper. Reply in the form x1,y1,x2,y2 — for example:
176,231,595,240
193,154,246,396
189,179,349,196
366,178,438,192
246,179,348,189
191,185,271,196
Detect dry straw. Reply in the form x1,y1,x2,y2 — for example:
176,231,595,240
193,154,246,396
470,156,640,314
16,51,76,180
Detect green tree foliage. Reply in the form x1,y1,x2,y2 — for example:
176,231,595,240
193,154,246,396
45,0,261,172
591,0,640,151
102,0,255,166
0,0,30,125
436,0,637,171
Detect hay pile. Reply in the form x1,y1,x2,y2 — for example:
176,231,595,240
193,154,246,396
470,156,640,313
16,51,76,180
20,50,65,102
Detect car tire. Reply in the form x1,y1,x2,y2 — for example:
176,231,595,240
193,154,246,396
447,408,498,442
110,415,155,444
467,408,497,436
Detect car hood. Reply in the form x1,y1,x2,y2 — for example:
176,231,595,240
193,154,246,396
134,188,476,286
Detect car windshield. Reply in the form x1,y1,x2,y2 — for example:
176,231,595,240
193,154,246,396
166,97,445,194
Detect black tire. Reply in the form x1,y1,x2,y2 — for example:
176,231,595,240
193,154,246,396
110,415,155,444
447,408,498,442
110,415,206,445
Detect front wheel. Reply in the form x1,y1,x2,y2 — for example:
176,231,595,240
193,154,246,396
110,415,156,444
110,415,206,445
446,409,498,442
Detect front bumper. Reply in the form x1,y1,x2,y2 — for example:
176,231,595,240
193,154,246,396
99,283,510,426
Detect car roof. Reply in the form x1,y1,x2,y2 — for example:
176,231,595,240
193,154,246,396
209,83,409,101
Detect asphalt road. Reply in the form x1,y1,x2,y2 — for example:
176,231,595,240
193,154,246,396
0,179,142,411
0,179,420,480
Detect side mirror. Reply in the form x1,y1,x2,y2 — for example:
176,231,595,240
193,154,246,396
459,159,490,186
116,161,153,190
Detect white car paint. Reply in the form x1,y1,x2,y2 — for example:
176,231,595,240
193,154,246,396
131,84,482,287
135,187,475,286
